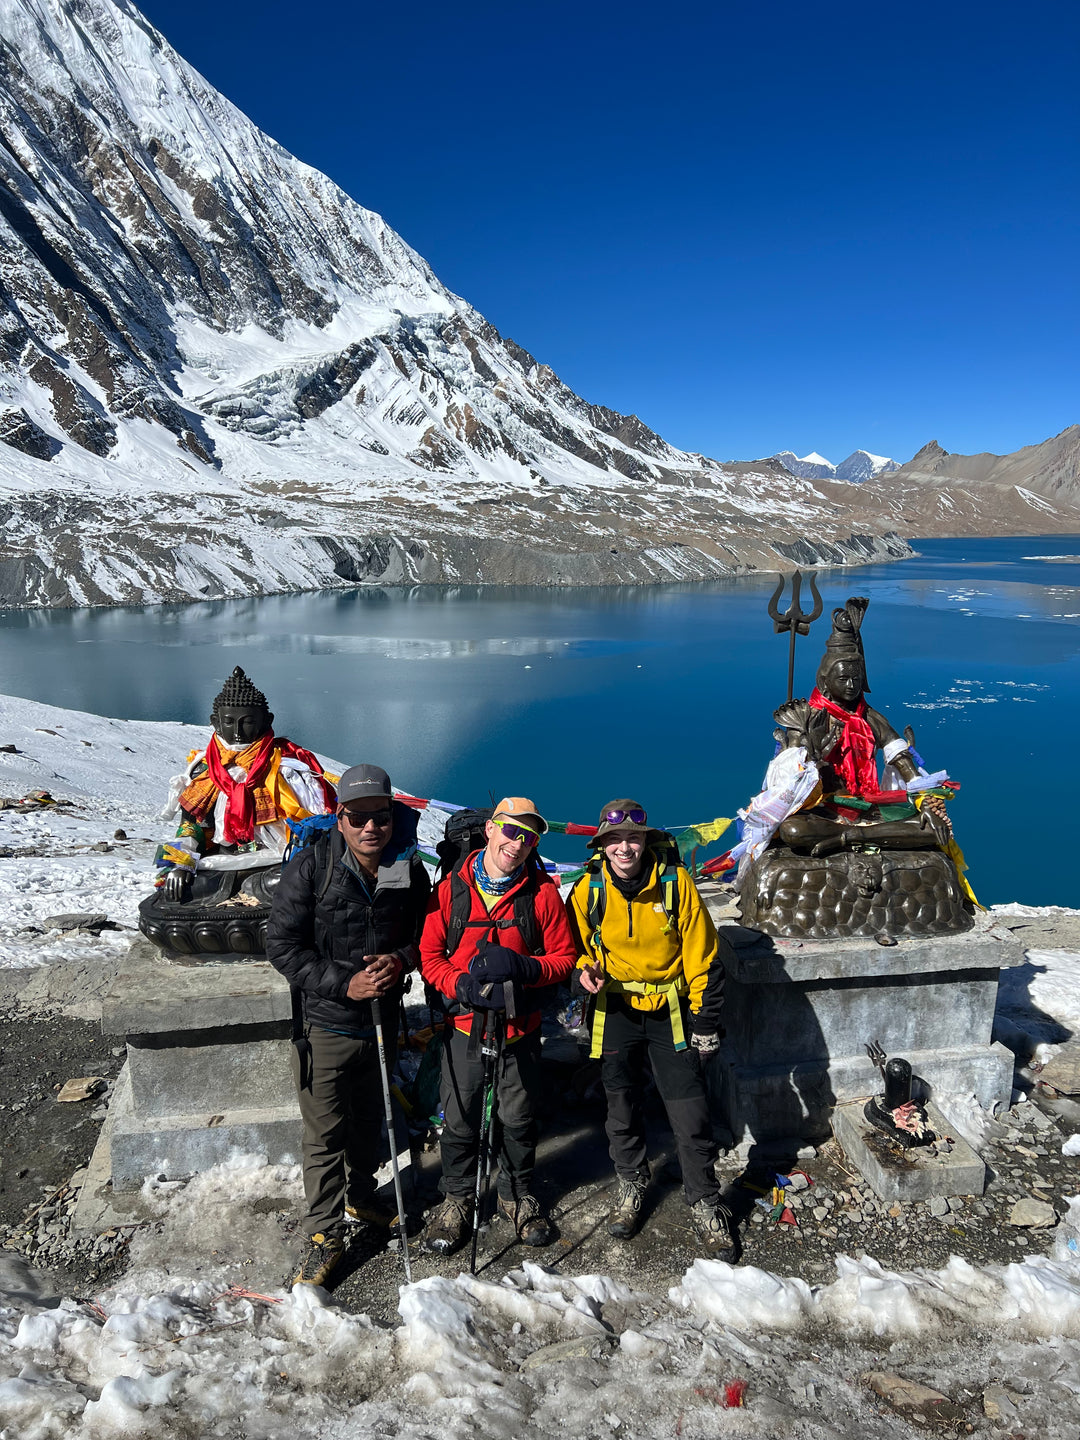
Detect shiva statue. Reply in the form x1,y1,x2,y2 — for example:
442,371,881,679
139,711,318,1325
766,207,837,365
734,597,973,938
771,598,951,858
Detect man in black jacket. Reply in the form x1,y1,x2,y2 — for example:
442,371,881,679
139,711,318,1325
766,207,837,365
267,763,431,1287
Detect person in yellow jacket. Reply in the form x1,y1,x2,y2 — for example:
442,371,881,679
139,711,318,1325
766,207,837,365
567,799,736,1259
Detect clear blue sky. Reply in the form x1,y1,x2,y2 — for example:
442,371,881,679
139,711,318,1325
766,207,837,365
137,0,1078,467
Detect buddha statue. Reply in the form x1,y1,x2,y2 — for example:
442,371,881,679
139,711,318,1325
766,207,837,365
153,666,336,905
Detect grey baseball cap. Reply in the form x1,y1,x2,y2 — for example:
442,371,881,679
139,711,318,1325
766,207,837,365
336,764,392,805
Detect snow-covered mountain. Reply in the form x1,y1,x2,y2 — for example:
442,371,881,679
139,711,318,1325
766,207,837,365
773,450,900,482
835,450,901,482
0,0,922,606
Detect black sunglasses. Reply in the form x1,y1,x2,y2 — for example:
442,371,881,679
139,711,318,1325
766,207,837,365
340,807,393,828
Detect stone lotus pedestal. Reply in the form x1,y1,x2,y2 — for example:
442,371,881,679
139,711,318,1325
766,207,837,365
698,885,1021,1154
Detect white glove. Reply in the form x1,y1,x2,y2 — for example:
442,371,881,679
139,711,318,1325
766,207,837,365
690,1031,720,1056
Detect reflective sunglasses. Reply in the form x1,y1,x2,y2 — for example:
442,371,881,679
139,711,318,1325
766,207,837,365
603,807,647,826
492,818,539,847
340,807,392,828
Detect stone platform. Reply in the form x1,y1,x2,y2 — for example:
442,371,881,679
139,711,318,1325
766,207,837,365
833,1100,986,1202
697,892,1023,1151
89,938,300,1195
76,939,411,1223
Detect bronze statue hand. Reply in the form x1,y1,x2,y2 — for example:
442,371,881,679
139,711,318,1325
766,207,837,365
805,706,842,763
918,803,951,848
162,867,194,903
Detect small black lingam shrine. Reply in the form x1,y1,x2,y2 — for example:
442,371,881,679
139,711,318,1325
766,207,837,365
863,1042,936,1150
737,593,976,939
138,667,336,956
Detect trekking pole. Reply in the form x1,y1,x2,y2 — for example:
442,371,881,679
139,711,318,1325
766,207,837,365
469,1008,502,1276
371,998,412,1284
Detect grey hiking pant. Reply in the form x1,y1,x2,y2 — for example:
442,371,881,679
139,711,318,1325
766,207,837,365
439,1024,542,1202
291,1024,396,1238
597,997,719,1207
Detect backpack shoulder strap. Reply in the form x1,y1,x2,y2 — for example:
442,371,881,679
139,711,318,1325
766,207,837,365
315,831,338,902
446,868,489,957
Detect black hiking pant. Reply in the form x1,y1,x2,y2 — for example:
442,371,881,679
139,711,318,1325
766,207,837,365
597,996,719,1207
292,1024,395,1238
439,1024,542,1201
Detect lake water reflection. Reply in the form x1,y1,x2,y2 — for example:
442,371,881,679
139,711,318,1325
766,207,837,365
2,535,1078,906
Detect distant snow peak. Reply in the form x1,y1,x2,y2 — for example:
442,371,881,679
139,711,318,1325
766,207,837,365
774,449,900,483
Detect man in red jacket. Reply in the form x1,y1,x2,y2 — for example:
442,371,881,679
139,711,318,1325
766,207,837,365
420,796,577,1254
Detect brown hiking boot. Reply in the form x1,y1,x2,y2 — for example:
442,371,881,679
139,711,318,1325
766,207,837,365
346,1199,405,1233
498,1193,553,1247
606,1175,648,1239
293,1232,344,1287
690,1198,739,1262
424,1194,474,1255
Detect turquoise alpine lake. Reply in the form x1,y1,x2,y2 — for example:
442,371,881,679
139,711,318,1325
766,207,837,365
1,535,1078,907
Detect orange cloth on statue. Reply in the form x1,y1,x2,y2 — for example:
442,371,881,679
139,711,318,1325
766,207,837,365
178,734,318,839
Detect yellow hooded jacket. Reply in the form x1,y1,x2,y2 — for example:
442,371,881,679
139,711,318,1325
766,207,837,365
566,857,719,1017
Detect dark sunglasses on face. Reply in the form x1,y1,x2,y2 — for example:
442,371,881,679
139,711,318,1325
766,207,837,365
340,807,392,828
604,808,647,826
492,819,539,847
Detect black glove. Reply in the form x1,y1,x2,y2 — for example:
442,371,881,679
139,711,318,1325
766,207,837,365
470,940,542,986
457,973,515,1012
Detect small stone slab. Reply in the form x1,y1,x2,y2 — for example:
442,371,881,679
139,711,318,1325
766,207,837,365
56,1077,106,1103
1008,1198,1057,1228
43,912,109,932
833,1099,986,1202
1038,1042,1080,1096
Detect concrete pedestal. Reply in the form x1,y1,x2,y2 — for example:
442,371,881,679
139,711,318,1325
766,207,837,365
92,938,300,1193
698,896,1022,1150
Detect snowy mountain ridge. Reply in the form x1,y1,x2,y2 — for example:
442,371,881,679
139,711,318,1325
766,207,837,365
774,450,901,482
0,0,920,605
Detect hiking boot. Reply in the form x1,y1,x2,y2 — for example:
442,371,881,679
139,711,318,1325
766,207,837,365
424,1194,474,1255
346,1199,403,1232
690,1198,739,1262
606,1175,648,1239
498,1193,553,1247
293,1232,344,1287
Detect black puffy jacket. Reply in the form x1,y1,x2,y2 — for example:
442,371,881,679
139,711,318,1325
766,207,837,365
266,806,431,1033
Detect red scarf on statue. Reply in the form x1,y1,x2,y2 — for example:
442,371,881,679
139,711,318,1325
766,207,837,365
808,687,878,797
184,733,334,844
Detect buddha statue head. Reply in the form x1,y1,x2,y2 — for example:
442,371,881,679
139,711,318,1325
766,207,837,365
210,667,274,749
815,597,870,708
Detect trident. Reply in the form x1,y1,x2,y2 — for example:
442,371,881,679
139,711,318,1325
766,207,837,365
767,570,823,702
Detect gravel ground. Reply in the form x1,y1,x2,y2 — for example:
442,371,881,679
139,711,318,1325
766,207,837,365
3,1010,1077,1329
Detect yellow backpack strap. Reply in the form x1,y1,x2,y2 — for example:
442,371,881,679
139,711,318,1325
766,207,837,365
589,986,610,1060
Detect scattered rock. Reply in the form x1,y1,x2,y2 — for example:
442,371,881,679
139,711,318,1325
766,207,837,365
1038,1043,1080,1096
43,913,110,933
1008,1198,1057,1228
113,828,127,840
864,1371,960,1420
520,1334,614,1370
0,744,18,754
929,1196,949,1218
55,1077,106,1104
982,1384,1023,1423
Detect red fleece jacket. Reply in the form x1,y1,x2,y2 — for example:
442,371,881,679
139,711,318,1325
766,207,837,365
420,852,577,1040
